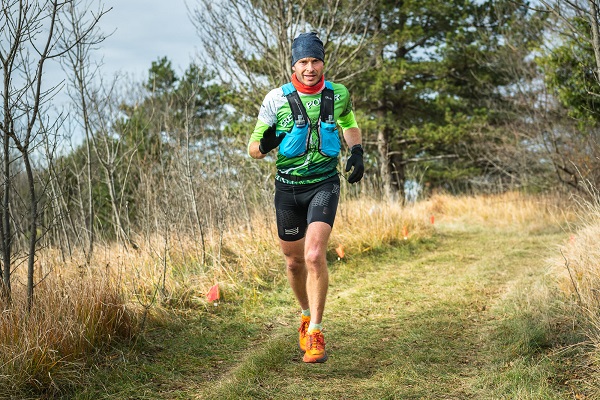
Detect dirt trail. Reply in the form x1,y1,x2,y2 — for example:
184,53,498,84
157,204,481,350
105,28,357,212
192,224,572,399
74,223,576,399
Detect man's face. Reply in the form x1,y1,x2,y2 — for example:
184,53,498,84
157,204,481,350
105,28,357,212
292,57,324,87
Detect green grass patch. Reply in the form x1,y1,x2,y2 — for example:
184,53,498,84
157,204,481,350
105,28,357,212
68,223,586,399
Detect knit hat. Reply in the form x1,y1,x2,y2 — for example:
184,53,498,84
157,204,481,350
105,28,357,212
291,32,325,66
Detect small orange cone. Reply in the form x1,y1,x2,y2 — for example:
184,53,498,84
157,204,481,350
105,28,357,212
207,284,220,302
402,226,408,240
336,244,345,259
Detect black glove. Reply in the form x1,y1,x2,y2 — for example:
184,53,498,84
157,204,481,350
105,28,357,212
345,144,364,184
259,124,285,154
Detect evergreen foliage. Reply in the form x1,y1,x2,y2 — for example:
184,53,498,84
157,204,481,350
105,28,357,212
350,0,547,196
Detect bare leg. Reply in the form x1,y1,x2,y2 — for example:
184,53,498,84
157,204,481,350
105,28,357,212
303,221,332,324
280,237,309,311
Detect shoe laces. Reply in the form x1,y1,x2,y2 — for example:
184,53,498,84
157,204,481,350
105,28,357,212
299,318,309,334
307,331,325,350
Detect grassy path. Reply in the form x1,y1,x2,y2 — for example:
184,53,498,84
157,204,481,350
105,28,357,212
73,223,584,399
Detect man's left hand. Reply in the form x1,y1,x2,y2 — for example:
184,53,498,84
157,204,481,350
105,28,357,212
345,144,364,184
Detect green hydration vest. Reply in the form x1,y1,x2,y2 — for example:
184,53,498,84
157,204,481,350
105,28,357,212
277,81,341,159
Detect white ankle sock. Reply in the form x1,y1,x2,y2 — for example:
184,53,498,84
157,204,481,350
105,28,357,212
308,322,323,332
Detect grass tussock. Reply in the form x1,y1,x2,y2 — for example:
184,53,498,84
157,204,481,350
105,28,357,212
547,183,600,392
421,191,573,232
553,222,600,310
0,256,135,397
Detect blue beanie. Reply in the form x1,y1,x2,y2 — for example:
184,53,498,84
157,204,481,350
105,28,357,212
291,32,324,66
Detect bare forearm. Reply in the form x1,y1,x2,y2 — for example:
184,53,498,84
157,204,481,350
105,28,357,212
343,127,362,148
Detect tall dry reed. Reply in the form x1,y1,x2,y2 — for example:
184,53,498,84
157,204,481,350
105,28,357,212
550,183,600,347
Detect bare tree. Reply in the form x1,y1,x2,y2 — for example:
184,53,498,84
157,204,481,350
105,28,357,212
0,0,107,308
525,0,600,192
538,0,600,85
189,0,376,113
91,86,137,246
60,0,111,262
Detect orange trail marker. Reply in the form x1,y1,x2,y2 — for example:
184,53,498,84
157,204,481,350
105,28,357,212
430,215,435,224
207,283,220,302
336,244,345,259
402,226,408,240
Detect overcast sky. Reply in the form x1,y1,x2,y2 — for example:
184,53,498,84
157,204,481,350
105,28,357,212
42,0,201,111
94,0,200,79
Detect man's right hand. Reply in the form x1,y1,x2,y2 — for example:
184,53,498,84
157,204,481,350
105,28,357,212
259,124,285,154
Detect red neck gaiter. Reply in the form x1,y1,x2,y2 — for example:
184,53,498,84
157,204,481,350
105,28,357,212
291,74,325,95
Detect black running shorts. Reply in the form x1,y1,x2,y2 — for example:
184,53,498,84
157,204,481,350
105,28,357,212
274,174,341,241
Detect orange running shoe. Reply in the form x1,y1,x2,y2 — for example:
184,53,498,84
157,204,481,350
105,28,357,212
298,314,311,352
303,330,328,363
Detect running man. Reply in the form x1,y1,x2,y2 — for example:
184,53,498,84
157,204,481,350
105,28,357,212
248,32,364,363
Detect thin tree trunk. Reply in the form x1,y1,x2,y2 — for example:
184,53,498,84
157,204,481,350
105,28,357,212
105,168,127,244
390,152,405,201
48,162,72,259
376,109,405,201
23,152,37,312
588,0,600,82
183,122,206,265
83,101,95,262
1,135,11,301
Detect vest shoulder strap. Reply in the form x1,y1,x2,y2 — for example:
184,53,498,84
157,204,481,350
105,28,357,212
281,82,296,96
320,81,335,124
280,81,335,128
284,87,308,128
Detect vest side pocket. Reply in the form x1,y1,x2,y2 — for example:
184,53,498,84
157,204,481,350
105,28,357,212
278,125,309,158
318,121,341,157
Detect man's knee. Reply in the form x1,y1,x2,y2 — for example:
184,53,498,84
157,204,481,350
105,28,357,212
285,254,305,274
304,247,326,271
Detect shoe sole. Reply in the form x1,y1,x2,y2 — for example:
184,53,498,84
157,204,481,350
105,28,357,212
302,352,328,363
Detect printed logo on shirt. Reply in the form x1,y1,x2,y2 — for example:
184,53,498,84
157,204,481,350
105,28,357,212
306,94,341,110
282,113,294,126
306,98,322,110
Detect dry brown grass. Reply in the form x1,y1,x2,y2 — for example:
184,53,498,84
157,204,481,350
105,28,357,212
543,185,600,392
550,185,600,340
332,198,433,253
553,223,600,303
0,191,571,397
419,191,573,232
0,253,135,396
